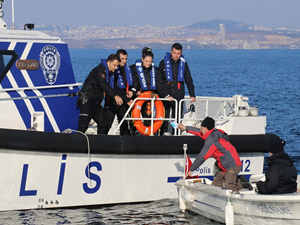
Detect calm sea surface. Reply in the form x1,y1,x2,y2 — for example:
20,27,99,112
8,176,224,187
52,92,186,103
1,49,299,224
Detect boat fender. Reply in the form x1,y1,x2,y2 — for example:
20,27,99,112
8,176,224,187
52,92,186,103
179,188,186,213
225,201,234,225
180,188,194,203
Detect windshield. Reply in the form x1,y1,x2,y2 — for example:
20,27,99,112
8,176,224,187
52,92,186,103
0,50,18,84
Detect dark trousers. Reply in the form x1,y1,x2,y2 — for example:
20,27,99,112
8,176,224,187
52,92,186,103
160,100,183,135
77,101,103,134
141,100,152,127
98,100,131,135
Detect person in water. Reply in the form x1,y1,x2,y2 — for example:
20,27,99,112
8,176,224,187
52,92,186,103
159,43,196,136
257,139,297,194
99,49,136,135
131,47,173,128
178,117,242,191
77,54,123,134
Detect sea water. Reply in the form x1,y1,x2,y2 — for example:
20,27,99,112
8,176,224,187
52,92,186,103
0,49,299,224
72,49,300,167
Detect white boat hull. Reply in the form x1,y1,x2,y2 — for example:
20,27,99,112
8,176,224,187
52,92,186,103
0,145,267,211
175,179,300,224
0,150,183,211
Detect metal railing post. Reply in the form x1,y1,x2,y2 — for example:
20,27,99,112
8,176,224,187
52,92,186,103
112,95,236,136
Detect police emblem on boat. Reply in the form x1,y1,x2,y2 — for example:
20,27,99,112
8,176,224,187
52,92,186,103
39,45,61,85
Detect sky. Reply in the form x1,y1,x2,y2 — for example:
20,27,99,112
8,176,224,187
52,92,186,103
1,0,300,29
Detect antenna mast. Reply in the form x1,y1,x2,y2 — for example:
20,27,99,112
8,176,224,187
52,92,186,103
12,0,15,29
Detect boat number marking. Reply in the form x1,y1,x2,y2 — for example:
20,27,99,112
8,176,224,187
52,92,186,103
257,204,292,214
241,159,251,172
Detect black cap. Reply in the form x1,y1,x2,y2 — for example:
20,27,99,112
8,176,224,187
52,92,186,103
201,117,215,130
270,139,285,154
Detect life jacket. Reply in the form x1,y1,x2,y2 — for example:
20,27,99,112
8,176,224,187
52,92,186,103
135,59,156,91
100,59,114,88
114,63,133,89
164,52,185,82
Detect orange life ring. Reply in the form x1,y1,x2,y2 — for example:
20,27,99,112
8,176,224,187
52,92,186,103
132,91,165,135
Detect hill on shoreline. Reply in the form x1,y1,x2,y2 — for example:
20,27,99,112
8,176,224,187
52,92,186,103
187,19,252,32
33,19,300,50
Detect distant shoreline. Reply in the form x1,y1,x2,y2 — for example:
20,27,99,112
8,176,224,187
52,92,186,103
65,37,299,50
34,19,300,50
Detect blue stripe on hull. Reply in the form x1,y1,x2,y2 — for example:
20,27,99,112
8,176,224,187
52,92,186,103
8,92,32,129
11,43,28,87
0,41,80,132
194,199,222,210
167,175,214,183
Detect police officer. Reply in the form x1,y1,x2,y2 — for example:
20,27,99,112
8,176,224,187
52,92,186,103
131,47,173,129
159,43,196,135
100,49,136,135
77,54,123,134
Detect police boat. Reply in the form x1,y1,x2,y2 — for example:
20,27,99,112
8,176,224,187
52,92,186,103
0,2,278,211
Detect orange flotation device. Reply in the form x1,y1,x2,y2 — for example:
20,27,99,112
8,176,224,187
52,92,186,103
132,91,165,136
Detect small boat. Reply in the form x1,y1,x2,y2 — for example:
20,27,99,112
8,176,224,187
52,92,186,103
175,175,300,225
0,2,279,211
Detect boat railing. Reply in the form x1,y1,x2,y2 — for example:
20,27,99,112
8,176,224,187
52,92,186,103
178,96,236,134
112,97,178,136
0,83,82,93
0,83,82,102
179,96,235,120
111,94,253,136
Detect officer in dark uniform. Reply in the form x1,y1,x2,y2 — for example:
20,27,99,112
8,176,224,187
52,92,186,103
77,54,123,134
131,47,173,128
159,43,196,136
100,49,136,135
